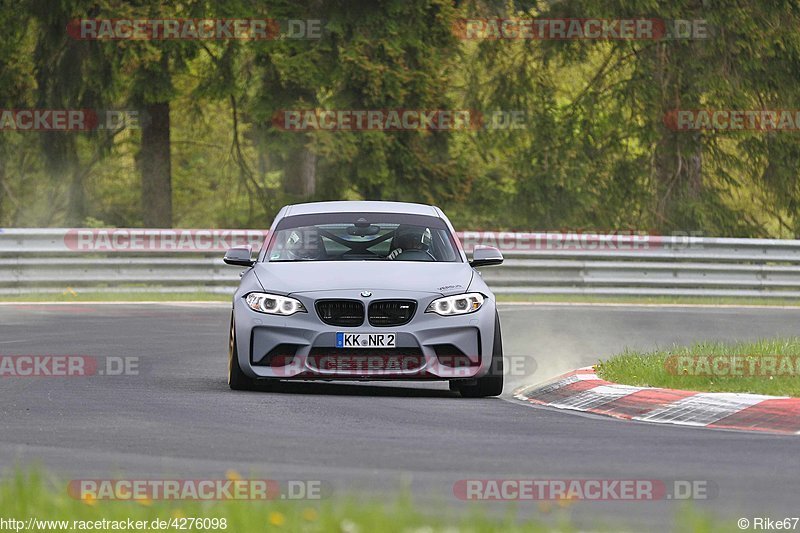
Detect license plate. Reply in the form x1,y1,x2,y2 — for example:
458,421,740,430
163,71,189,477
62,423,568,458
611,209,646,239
336,332,396,348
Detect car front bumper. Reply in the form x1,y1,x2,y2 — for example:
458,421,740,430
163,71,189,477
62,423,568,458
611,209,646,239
232,289,497,380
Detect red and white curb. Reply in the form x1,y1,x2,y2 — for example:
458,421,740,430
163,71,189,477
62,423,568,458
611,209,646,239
513,367,800,435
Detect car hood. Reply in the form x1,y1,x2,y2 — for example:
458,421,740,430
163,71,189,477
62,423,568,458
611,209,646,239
253,261,473,296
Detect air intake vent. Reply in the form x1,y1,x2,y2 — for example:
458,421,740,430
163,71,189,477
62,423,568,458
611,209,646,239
252,344,301,366
368,300,417,327
315,300,364,327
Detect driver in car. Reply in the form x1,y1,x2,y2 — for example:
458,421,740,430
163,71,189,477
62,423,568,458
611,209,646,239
286,226,325,260
387,225,432,260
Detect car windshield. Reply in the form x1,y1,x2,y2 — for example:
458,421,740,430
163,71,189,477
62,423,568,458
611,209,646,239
266,212,461,262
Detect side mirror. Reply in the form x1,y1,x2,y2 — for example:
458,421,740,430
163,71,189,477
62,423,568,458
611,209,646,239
223,246,255,267
469,246,503,268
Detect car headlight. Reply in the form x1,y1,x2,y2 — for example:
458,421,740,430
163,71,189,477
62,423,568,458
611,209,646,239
245,292,307,316
425,293,485,316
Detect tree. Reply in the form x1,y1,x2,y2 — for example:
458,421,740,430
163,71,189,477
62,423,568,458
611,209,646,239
29,0,117,226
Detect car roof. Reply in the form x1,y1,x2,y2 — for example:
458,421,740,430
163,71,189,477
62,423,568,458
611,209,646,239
283,201,440,217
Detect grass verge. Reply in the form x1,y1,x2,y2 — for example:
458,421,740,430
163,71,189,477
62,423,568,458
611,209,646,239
495,294,800,307
0,470,572,533
0,470,730,533
596,338,800,397
0,292,230,303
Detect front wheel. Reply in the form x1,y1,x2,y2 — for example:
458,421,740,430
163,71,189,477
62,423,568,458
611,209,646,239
454,312,504,398
228,313,266,391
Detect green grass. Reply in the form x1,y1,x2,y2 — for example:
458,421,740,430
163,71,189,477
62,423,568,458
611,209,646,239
0,291,230,303
0,470,572,533
495,294,800,307
0,469,733,532
596,338,800,397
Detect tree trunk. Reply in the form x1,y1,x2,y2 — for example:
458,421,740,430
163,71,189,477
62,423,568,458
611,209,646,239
0,156,5,224
650,43,703,230
653,131,703,221
283,145,316,197
66,164,86,226
138,102,172,227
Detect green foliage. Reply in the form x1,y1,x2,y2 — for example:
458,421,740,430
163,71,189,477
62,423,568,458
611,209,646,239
1,0,800,236
596,337,800,397
0,467,732,532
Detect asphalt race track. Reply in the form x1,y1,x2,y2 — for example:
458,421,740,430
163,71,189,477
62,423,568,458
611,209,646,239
1,302,799,529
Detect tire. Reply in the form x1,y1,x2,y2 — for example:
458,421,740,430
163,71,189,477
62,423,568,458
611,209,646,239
228,313,266,391
455,312,504,398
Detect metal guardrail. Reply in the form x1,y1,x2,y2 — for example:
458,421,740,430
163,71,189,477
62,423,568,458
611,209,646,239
1,228,800,298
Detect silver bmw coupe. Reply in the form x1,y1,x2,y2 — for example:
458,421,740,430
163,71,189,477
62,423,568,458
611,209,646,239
223,201,505,397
